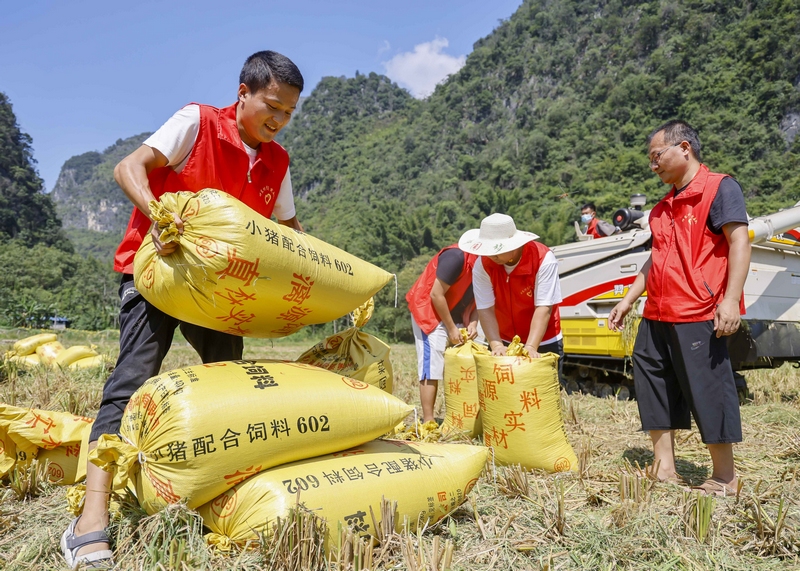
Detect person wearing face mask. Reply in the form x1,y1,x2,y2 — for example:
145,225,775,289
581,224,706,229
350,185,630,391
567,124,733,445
60,50,304,569
580,202,616,238
459,213,565,386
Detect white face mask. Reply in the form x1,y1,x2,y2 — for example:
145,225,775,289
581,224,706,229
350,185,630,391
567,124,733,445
581,213,593,223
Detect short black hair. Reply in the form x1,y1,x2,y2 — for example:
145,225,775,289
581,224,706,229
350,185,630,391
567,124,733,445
240,51,304,94
648,120,702,162
581,202,596,212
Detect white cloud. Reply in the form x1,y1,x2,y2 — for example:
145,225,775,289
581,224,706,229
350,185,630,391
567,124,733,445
377,40,391,56
382,37,466,99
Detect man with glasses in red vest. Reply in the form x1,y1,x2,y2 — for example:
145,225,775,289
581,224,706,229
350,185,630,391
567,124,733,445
459,213,565,384
61,51,305,569
406,246,480,423
609,120,750,496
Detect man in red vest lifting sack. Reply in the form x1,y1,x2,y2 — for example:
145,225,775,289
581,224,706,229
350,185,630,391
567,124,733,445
609,120,750,496
61,51,305,569
406,246,480,423
459,213,565,385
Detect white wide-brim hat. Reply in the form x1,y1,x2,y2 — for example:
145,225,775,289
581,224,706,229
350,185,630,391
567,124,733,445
458,213,538,256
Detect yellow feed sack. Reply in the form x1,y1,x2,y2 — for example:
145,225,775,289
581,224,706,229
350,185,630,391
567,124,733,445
0,404,93,483
475,339,577,473
54,345,98,367
12,333,57,356
133,189,393,338
92,360,414,513
296,299,393,393
441,331,487,438
69,355,106,370
35,341,64,365
198,439,487,549
6,353,42,367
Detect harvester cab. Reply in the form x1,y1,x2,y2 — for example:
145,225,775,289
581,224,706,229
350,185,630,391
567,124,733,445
554,195,800,400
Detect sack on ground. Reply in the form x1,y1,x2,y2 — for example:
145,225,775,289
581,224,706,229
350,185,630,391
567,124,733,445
199,439,487,550
133,189,393,338
92,360,414,513
54,345,98,367
12,333,57,356
475,338,577,472
442,330,487,438
69,355,106,370
35,341,65,365
0,404,93,484
296,299,393,393
5,353,42,368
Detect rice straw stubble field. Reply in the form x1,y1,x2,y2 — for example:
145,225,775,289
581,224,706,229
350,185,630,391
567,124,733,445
0,326,799,570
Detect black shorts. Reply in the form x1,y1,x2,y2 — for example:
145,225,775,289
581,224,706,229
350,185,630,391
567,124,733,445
538,338,565,388
90,274,244,441
632,318,742,444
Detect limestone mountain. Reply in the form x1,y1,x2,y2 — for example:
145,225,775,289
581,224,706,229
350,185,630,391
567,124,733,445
0,92,69,249
52,133,150,233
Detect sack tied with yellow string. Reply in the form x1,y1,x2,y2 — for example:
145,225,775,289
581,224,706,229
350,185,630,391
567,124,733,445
133,189,393,338
198,439,487,550
296,299,393,393
91,360,414,513
475,337,577,473
0,404,93,484
441,330,487,438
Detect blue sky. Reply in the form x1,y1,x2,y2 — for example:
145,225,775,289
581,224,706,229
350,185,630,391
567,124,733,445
0,0,523,192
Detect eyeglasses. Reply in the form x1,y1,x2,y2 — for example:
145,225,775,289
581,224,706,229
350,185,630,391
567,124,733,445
649,144,680,167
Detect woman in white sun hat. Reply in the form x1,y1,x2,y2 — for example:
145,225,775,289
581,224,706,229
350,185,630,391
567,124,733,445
459,213,565,385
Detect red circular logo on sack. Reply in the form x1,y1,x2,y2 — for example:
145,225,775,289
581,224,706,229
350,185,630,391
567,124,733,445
553,457,572,472
464,477,479,495
47,462,65,482
195,237,218,259
211,490,237,519
140,262,155,290
342,377,369,390
325,336,343,351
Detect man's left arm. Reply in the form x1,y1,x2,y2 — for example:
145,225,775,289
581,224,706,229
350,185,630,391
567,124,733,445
278,216,303,231
275,168,303,231
714,222,751,337
524,250,562,356
524,306,552,357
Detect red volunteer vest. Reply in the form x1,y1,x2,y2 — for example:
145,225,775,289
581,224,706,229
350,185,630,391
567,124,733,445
406,245,478,335
586,217,603,238
482,241,561,343
113,102,290,274
644,164,745,322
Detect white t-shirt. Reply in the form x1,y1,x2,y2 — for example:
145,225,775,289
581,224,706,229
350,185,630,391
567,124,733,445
143,105,296,220
473,249,563,344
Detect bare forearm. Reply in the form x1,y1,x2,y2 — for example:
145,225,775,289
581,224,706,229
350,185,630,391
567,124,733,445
478,307,502,344
113,145,169,218
278,216,304,232
724,228,751,303
621,257,651,305
431,291,458,332
525,306,552,349
114,160,157,217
